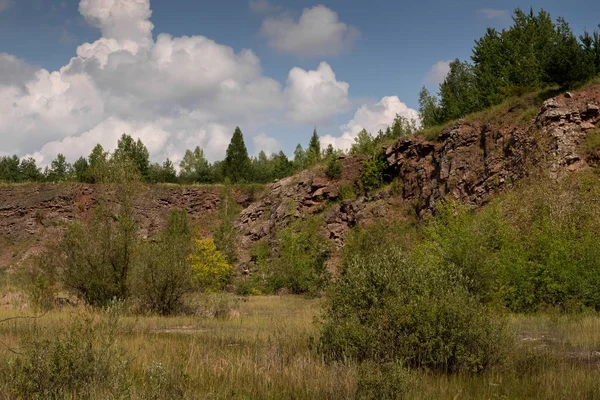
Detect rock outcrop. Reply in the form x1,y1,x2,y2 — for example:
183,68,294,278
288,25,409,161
234,85,600,271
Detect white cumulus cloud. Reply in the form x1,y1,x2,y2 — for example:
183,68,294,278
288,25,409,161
284,61,350,123
321,96,419,151
425,60,451,85
0,0,357,167
252,132,281,156
260,5,359,57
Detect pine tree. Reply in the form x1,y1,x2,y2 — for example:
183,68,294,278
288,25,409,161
88,144,108,183
223,127,250,183
307,128,321,165
47,154,71,182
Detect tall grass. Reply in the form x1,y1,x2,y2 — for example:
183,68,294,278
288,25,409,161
2,297,600,399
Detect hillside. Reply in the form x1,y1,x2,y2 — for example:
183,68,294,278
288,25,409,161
1,84,600,275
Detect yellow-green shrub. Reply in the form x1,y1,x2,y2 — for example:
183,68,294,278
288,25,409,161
189,237,232,291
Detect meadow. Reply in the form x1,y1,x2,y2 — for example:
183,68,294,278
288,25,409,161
2,295,600,399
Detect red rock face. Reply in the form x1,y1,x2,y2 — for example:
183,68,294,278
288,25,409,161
235,85,600,272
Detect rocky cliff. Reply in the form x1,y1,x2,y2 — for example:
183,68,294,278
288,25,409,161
235,85,600,271
2,85,600,273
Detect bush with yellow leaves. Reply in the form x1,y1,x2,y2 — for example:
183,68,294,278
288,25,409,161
189,237,233,291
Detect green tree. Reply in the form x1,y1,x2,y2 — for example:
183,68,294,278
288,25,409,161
47,154,71,182
438,59,479,121
161,158,177,183
19,157,43,182
223,127,250,183
131,209,193,314
546,18,595,88
293,144,307,171
0,155,22,182
72,157,90,183
88,144,109,183
418,87,443,128
472,28,509,108
113,134,150,180
306,128,322,165
272,151,294,179
581,28,600,74
179,146,212,183
350,129,376,155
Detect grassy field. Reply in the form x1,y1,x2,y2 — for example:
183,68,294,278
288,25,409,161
2,295,600,399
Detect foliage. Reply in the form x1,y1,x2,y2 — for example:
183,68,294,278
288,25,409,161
9,309,131,399
325,155,343,180
60,204,137,306
113,133,151,180
356,362,415,400
224,127,251,183
359,154,389,192
318,244,511,373
306,128,322,166
419,9,600,129
189,237,232,292
179,146,213,183
420,172,600,312
46,153,72,182
213,183,240,265
270,216,330,295
130,209,193,315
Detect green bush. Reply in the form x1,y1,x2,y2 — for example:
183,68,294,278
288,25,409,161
318,245,510,373
270,217,330,295
130,209,193,315
359,154,388,192
356,362,415,400
325,156,343,180
60,203,137,307
9,307,131,399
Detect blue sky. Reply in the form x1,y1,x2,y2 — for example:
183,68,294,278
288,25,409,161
0,0,599,165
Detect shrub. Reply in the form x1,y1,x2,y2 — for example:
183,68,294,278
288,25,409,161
130,209,193,315
60,203,137,306
356,362,415,400
318,245,511,373
189,237,232,292
325,156,343,180
338,183,357,200
271,216,330,295
359,154,388,192
9,308,131,399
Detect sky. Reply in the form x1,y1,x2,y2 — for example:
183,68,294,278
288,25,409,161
0,0,599,166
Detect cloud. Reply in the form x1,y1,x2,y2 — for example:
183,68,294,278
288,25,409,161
249,0,280,14
79,0,154,44
259,5,359,57
321,96,419,151
0,0,14,13
0,53,39,87
284,62,350,123
477,9,508,19
425,60,451,85
0,0,357,167
0,0,294,166
252,132,281,156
